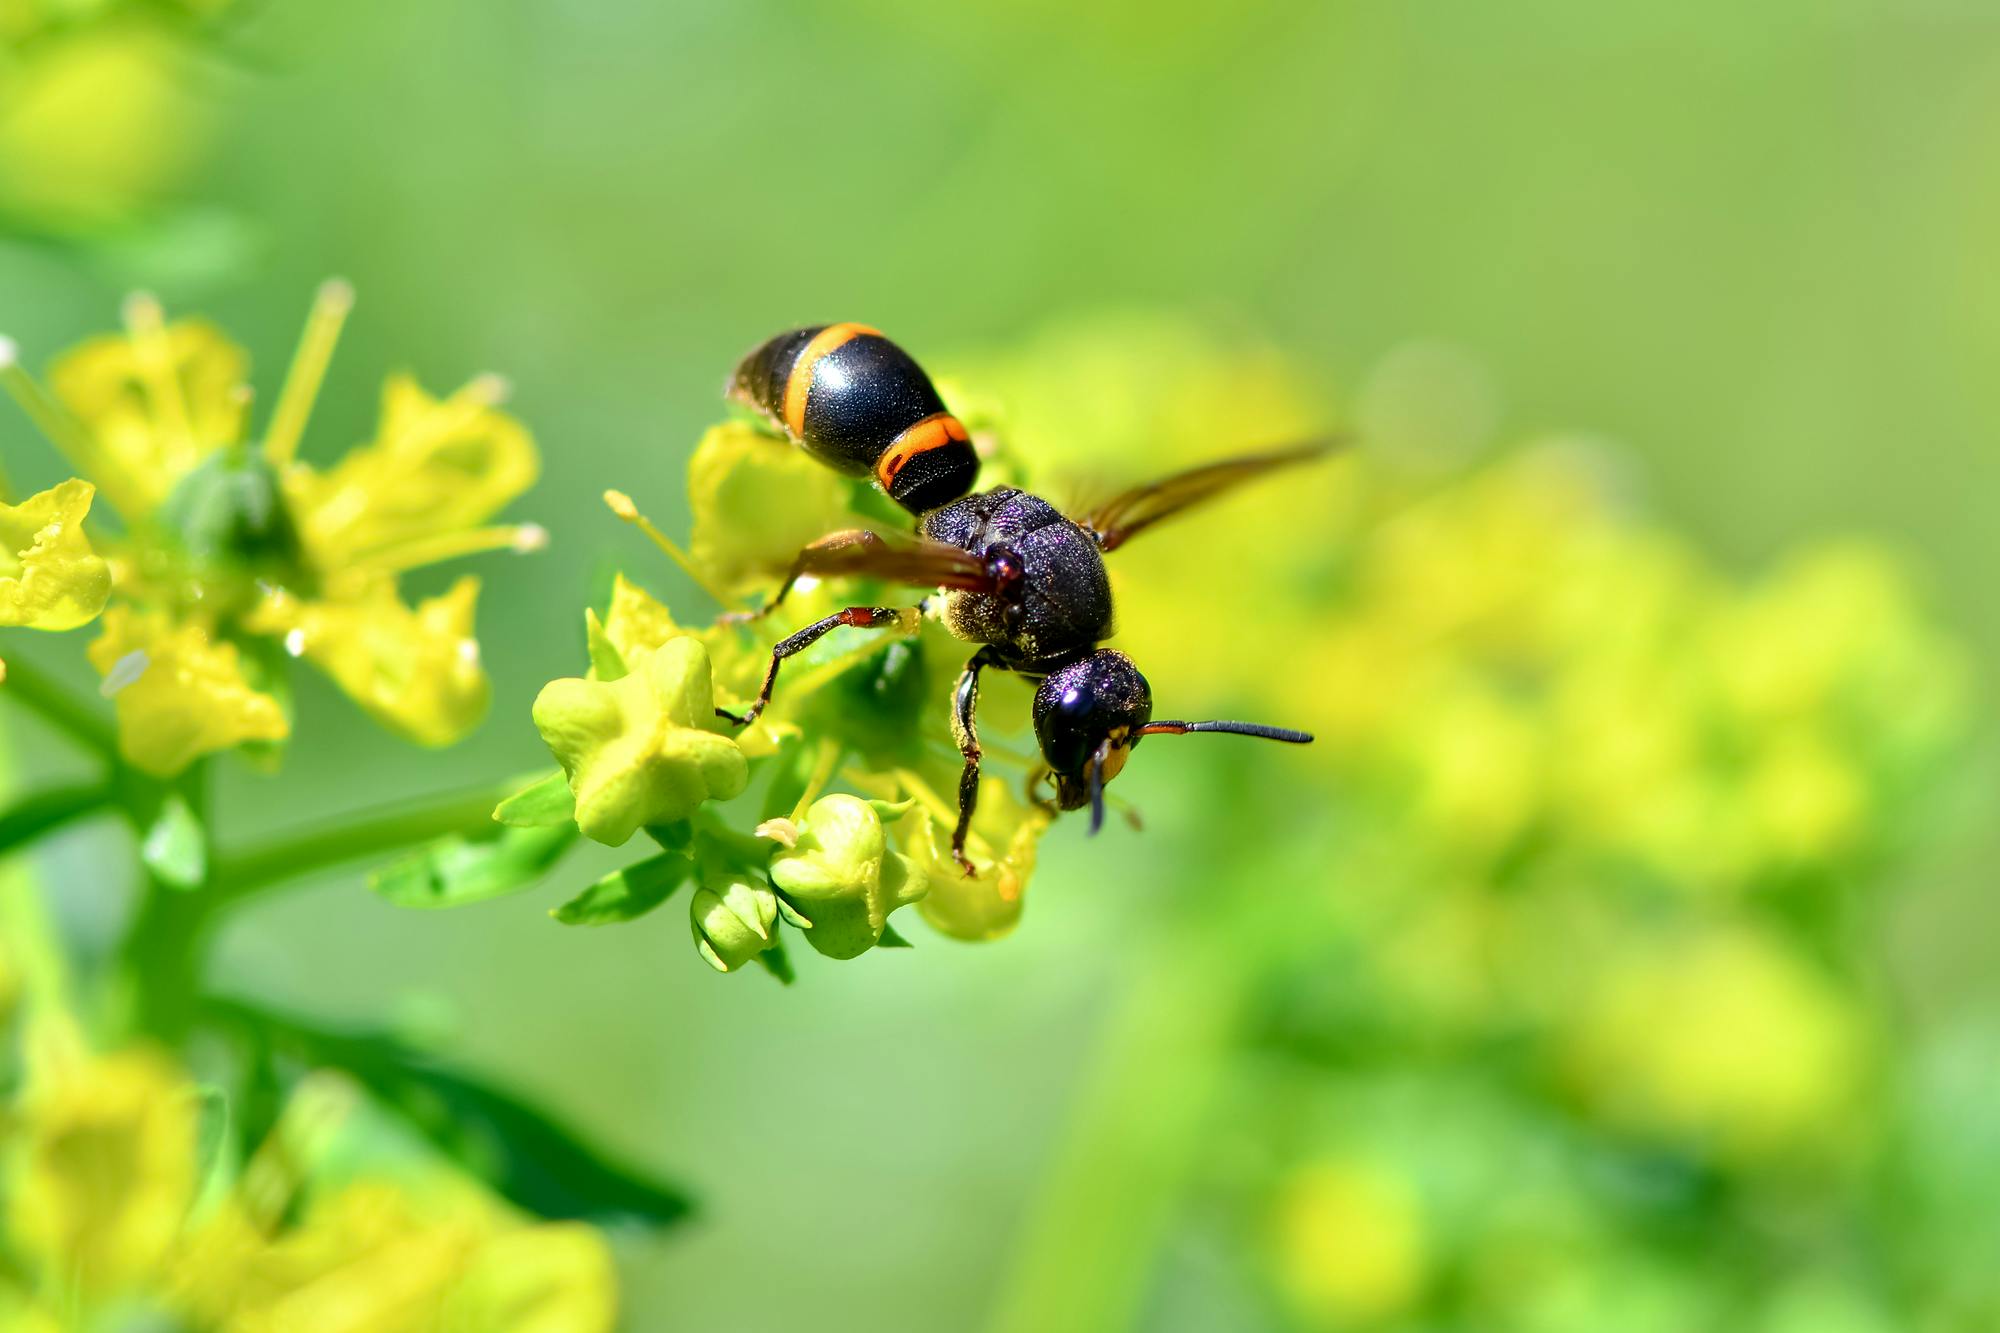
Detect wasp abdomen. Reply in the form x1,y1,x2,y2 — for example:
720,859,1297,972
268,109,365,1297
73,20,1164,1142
728,324,979,514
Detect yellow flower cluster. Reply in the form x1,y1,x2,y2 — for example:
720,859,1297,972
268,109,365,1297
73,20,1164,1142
0,1016,615,1332
1,285,542,775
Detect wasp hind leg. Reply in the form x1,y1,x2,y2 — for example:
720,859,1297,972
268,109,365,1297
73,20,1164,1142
948,646,1003,876
716,605,911,727
720,529,889,626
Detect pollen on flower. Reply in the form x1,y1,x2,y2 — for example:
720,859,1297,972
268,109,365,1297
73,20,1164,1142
603,489,639,521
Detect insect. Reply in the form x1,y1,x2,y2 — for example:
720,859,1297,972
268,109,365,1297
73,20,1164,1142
721,322,1330,872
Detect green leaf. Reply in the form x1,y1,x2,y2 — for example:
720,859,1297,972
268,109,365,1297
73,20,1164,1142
551,852,690,925
492,769,577,828
141,792,207,890
878,920,914,948
203,997,692,1230
371,824,576,909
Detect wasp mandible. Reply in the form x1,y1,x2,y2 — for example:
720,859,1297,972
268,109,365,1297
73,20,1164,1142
721,323,1330,872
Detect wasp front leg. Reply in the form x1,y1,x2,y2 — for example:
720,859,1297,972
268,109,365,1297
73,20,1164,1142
716,605,912,727
949,646,1004,876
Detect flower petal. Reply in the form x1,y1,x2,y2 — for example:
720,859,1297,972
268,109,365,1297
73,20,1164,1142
48,320,248,515
532,638,749,847
288,373,537,569
86,606,287,777
0,478,110,630
247,576,491,748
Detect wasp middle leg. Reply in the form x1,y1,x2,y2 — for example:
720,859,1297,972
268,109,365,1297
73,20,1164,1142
949,646,1004,876
716,605,912,727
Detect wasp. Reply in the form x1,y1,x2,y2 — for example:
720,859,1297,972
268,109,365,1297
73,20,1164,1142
720,322,1331,872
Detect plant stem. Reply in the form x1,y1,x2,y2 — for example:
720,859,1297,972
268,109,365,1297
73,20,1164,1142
0,781,118,857
985,926,1244,1333
0,655,118,761
209,777,531,905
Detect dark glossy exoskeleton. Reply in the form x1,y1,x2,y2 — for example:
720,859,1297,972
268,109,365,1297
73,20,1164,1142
721,323,1329,871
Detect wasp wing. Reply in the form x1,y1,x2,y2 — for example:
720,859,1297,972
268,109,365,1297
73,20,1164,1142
1078,438,1347,553
784,528,998,594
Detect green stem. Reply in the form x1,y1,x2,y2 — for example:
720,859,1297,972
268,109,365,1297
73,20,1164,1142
210,777,530,905
0,780,118,857
986,926,1246,1333
0,655,118,761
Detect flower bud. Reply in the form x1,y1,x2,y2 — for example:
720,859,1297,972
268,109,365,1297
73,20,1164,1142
690,869,778,973
533,637,748,846
767,794,925,959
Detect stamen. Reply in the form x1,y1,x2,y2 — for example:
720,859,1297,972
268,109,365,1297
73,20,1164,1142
601,488,739,609
789,738,844,824
359,523,550,575
0,338,127,514
122,292,200,468
263,279,354,467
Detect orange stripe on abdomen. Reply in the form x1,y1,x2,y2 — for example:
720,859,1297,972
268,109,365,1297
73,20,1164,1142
783,322,879,437
875,412,970,490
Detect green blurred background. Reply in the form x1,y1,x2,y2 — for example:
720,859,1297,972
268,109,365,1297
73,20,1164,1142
3,1,1997,1328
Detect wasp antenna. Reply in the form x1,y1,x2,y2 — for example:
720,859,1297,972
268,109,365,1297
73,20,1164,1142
1137,720,1315,744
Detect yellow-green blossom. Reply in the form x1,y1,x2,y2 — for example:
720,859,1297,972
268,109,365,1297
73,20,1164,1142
688,420,857,593
533,637,749,847
0,477,110,632
1,285,542,773
690,866,779,972
767,794,926,959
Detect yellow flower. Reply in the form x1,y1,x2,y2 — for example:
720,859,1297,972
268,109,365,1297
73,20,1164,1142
0,477,110,631
247,576,491,747
688,420,855,593
87,604,287,777
1,284,543,773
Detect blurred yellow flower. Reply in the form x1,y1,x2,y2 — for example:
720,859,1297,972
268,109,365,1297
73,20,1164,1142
86,604,287,778
1561,925,1869,1164
0,18,213,231
1,284,542,773
0,1026,617,1331
5,1037,197,1296
1269,1157,1429,1326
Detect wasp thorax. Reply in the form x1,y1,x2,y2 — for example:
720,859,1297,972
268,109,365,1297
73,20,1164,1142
1032,649,1153,809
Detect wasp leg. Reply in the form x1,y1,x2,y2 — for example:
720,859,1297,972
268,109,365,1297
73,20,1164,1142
716,605,909,727
720,529,888,626
949,646,1004,876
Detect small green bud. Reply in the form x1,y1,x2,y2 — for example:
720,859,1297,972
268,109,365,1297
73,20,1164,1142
532,638,749,846
767,794,926,959
690,869,779,973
